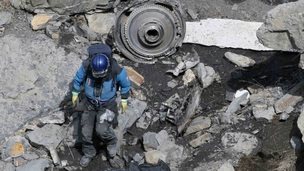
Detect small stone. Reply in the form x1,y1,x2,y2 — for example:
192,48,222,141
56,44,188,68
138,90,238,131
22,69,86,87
133,153,144,164
224,52,256,67
31,14,53,30
143,132,159,151
144,150,166,164
182,69,196,85
189,133,212,148
184,116,212,136
167,79,178,88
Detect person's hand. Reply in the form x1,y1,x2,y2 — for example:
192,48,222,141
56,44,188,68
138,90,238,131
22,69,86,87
121,99,128,113
72,92,79,107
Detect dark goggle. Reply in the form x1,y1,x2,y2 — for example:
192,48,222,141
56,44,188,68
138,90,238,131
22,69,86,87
92,69,108,78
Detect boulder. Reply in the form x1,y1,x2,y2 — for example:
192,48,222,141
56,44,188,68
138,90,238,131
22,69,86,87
257,1,304,51
221,132,258,156
0,34,81,141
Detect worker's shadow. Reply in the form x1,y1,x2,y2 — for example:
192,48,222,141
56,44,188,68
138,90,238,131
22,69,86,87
227,51,301,91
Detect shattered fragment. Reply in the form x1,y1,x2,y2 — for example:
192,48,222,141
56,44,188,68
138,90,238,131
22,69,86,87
31,14,53,30
184,116,212,136
224,52,256,67
1,136,31,160
182,69,196,86
189,133,213,148
125,66,144,87
194,63,219,88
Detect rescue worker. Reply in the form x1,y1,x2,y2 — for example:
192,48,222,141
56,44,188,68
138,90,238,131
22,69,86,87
71,43,131,167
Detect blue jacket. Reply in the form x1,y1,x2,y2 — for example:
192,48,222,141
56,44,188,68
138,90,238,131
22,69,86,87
73,58,131,102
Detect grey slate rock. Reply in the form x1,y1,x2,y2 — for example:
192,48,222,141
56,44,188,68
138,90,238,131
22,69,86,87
16,159,50,171
0,160,15,171
26,124,65,149
0,12,12,26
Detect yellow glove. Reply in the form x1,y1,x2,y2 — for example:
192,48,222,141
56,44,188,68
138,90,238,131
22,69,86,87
72,92,79,107
121,99,128,113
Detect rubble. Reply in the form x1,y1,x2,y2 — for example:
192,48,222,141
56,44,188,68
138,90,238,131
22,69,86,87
218,162,235,171
125,66,145,87
15,159,50,171
0,160,15,171
86,13,115,36
39,110,65,124
26,124,65,150
224,52,256,67
178,87,203,134
31,14,53,30
182,69,196,86
221,90,249,124
136,112,152,130
221,132,258,156
252,105,276,121
10,0,111,15
167,50,200,76
0,11,12,26
194,63,219,88
257,1,304,51
184,19,273,51
189,133,213,148
184,116,212,136
1,136,31,160
144,150,166,164
143,132,159,151
133,153,144,165
167,79,178,88
274,81,304,113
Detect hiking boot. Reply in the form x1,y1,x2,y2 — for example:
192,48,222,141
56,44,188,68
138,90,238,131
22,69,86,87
80,156,93,167
108,156,124,168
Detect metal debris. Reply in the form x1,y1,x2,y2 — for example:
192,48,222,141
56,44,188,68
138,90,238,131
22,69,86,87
114,0,185,64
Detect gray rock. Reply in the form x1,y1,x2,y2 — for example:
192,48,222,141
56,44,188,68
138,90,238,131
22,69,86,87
218,162,235,171
252,105,276,121
143,132,159,151
86,13,115,36
16,159,50,171
26,124,65,149
0,160,15,171
189,133,213,148
12,0,110,15
23,152,39,160
221,132,258,155
0,34,81,141
167,79,178,88
257,1,304,51
194,63,219,88
183,69,196,85
1,136,31,160
39,110,65,124
224,52,256,67
136,112,152,130
184,116,212,136
133,153,144,165
274,81,304,113
144,150,166,164
0,12,12,26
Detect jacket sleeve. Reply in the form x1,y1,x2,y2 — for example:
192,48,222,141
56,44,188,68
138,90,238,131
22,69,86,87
116,67,131,99
72,64,86,93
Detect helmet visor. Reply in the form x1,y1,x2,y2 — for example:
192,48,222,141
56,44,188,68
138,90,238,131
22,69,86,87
92,69,108,78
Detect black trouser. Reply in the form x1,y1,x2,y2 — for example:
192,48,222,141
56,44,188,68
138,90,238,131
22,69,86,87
81,98,118,158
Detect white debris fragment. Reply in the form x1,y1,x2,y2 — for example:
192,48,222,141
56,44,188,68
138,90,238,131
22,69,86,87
224,52,256,67
184,19,273,51
182,69,196,85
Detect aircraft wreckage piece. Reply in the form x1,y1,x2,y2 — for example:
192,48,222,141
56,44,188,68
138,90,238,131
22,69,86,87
114,0,186,64
184,19,273,51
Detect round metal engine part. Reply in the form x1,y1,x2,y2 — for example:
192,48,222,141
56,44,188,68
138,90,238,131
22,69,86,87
114,1,185,64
